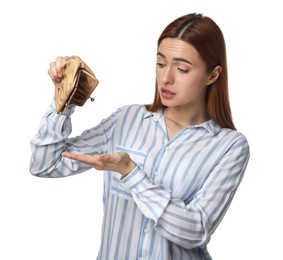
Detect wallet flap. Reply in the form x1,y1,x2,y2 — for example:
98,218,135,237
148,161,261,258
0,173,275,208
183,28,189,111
68,68,99,107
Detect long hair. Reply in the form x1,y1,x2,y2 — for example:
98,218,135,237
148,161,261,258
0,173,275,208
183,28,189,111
145,13,236,130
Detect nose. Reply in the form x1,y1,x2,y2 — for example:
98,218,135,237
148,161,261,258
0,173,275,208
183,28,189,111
162,66,174,84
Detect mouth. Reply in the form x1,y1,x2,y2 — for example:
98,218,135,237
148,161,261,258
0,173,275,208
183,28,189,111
160,88,176,99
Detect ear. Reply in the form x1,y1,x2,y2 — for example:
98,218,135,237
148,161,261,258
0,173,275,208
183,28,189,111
207,66,222,85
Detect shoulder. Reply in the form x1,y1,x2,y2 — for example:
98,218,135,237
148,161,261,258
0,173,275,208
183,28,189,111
205,120,249,146
116,104,149,118
217,127,250,154
220,127,248,142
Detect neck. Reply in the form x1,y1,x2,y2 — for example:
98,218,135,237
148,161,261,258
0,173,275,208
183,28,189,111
164,105,209,127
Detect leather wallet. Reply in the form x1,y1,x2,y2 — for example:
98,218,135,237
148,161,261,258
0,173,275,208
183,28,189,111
55,56,99,113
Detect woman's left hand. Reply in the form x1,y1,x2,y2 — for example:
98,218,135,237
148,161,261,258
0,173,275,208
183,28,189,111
62,151,137,178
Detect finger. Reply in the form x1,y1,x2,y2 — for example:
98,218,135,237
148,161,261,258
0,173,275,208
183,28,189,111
97,154,121,164
62,152,103,167
57,56,69,70
62,152,89,162
55,56,65,78
63,56,70,62
48,62,61,83
97,154,110,161
47,67,55,82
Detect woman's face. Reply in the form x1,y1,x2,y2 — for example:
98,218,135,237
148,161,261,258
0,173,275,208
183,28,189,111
156,38,212,110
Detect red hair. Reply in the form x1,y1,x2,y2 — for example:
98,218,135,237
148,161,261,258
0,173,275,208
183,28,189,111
146,13,236,130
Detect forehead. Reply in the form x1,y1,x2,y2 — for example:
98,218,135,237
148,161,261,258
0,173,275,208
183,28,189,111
157,38,201,62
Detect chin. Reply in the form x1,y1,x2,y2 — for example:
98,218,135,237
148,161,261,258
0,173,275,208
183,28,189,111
161,99,177,108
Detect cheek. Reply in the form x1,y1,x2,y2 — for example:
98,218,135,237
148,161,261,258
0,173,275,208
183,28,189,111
155,67,161,78
155,70,162,87
179,75,208,96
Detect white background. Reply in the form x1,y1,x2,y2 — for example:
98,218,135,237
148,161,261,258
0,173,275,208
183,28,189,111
0,0,282,259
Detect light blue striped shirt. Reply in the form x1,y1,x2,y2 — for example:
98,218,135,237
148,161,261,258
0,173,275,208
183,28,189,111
30,101,250,260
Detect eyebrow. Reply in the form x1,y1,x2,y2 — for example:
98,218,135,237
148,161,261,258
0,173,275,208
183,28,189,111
157,51,193,65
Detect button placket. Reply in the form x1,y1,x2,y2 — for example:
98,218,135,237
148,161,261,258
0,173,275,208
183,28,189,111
139,222,151,259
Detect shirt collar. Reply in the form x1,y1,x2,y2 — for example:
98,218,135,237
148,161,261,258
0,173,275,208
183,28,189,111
192,119,221,136
143,109,221,136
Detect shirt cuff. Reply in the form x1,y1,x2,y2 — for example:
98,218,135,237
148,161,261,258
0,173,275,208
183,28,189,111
121,165,166,196
121,165,171,224
121,165,153,192
50,98,76,116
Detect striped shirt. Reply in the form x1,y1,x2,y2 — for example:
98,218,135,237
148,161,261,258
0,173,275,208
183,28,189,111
30,101,250,260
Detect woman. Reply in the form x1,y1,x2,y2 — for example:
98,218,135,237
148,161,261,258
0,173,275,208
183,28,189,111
30,13,250,259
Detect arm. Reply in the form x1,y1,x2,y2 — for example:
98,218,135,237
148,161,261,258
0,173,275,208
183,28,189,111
61,133,250,248
29,101,76,177
29,100,114,177
121,134,250,249
29,56,115,177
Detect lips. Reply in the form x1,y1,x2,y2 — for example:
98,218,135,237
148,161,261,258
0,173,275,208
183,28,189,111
160,87,175,99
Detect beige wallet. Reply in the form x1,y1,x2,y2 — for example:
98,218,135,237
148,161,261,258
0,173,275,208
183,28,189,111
54,56,99,113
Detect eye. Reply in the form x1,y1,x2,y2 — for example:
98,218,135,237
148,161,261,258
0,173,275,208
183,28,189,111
177,67,189,73
156,62,166,68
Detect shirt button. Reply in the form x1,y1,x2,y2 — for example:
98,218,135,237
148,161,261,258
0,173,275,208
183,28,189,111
144,228,149,234
165,146,170,151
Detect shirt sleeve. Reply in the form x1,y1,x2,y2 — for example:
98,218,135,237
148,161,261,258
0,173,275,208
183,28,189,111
121,134,250,249
29,100,117,178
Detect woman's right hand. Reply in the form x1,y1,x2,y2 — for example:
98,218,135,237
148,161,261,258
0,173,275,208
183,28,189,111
48,56,69,83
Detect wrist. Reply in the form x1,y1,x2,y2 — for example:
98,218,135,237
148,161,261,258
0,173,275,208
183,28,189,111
121,160,137,178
